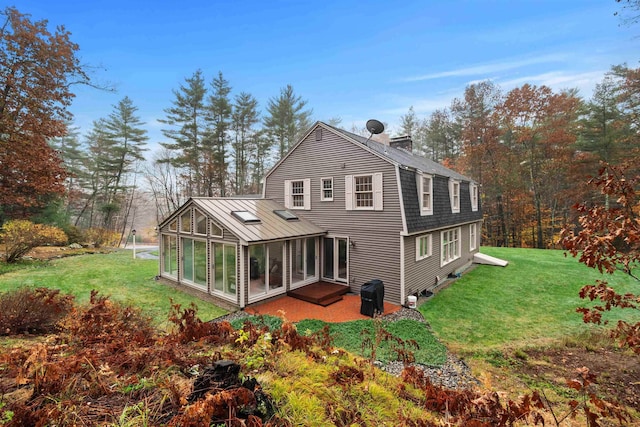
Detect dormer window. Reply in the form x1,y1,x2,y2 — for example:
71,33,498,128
449,179,460,213
419,173,433,216
470,183,478,212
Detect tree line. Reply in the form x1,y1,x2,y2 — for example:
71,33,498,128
49,72,313,239
397,68,639,249
1,5,639,251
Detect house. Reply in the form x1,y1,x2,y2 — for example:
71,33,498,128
157,122,482,308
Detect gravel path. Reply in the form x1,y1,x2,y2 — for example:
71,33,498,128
214,306,478,390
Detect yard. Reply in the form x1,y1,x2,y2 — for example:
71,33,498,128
0,248,227,329
1,246,638,423
420,246,640,413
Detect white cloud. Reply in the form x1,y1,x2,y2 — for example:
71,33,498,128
401,54,568,82
497,70,606,96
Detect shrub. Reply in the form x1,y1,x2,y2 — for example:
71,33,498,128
62,224,84,244
0,287,74,335
84,227,120,248
0,220,68,263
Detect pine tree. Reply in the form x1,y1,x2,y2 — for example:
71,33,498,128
160,70,207,196
101,96,148,237
263,85,312,158
231,92,260,194
204,72,232,196
48,123,86,217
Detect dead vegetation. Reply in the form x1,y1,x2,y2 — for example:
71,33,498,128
0,289,635,426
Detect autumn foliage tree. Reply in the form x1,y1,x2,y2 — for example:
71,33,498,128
0,7,88,221
561,162,640,353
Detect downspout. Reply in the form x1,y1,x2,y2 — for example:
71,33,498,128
400,235,405,307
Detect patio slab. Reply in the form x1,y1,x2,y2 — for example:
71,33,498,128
245,294,402,322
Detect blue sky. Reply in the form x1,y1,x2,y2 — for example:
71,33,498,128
23,0,638,147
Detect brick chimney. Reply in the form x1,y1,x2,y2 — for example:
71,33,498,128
389,135,413,152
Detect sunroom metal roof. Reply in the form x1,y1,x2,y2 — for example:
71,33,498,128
190,197,325,244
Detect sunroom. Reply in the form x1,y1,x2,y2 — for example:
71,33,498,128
158,197,326,308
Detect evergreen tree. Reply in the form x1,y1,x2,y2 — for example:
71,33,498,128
423,109,456,161
48,123,86,217
204,71,232,196
103,97,148,197
101,96,148,237
231,92,260,194
263,84,312,158
160,70,207,196
398,106,419,138
578,72,628,166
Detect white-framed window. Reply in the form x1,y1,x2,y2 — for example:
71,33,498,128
345,173,383,211
292,181,305,207
416,234,432,261
470,223,477,251
321,177,333,201
168,219,177,231
470,183,478,212
355,175,373,208
449,179,460,213
284,179,310,210
441,227,461,266
419,173,433,215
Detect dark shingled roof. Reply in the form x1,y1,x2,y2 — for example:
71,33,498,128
326,123,472,182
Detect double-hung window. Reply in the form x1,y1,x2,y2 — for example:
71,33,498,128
291,181,305,207
449,179,460,213
419,174,433,215
416,234,432,260
284,179,310,210
441,227,461,266
470,183,478,211
321,177,333,201
355,175,373,208
470,223,477,251
345,173,383,210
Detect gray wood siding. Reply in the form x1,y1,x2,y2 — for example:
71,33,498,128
403,221,482,301
265,129,405,304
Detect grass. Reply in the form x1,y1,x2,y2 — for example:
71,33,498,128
420,246,640,353
0,250,228,328
233,315,447,366
297,318,447,365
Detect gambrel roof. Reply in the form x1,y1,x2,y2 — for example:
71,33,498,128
325,124,472,182
264,122,473,184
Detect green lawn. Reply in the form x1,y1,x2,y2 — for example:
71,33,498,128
297,318,447,365
420,247,640,353
229,315,447,366
0,250,228,328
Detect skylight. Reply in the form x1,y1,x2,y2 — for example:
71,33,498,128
274,209,298,221
231,210,261,223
